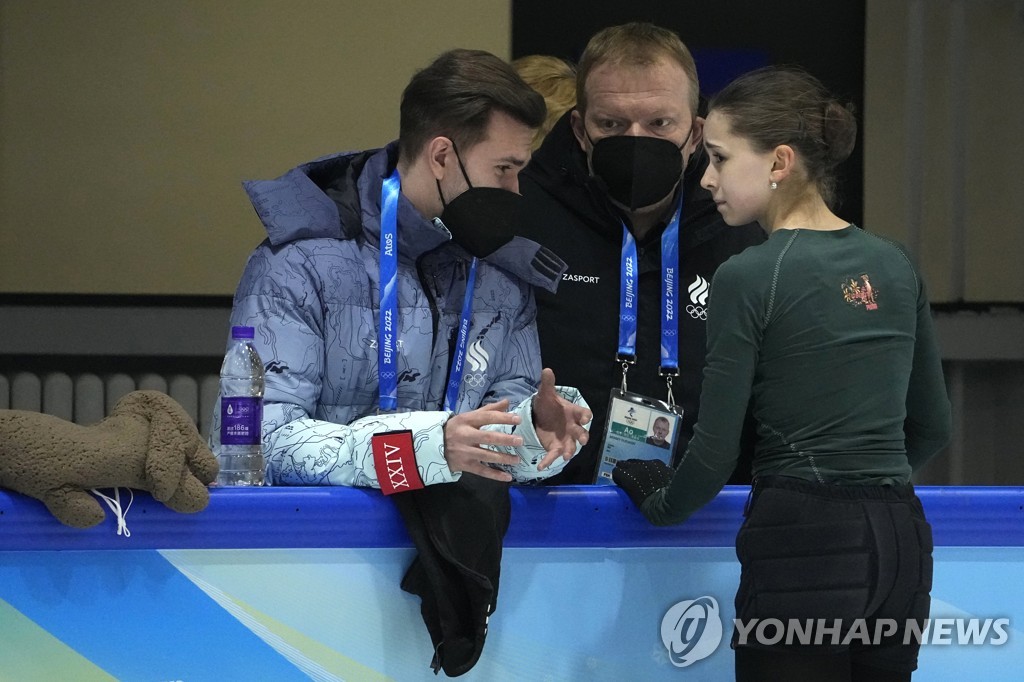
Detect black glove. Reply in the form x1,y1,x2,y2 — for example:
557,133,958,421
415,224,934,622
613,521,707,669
612,458,674,510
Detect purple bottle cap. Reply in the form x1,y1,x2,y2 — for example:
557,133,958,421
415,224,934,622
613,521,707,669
231,326,255,339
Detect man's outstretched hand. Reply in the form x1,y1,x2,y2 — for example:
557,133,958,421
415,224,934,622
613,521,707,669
533,368,592,471
443,399,523,482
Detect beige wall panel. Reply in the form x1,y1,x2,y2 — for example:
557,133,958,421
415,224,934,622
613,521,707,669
865,1,954,299
0,1,511,295
863,1,910,241
915,6,958,300
865,0,1024,302
963,5,1024,301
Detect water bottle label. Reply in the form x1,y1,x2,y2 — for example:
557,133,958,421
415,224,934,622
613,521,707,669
221,396,262,445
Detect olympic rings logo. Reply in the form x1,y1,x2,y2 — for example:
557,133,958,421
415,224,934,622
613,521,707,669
687,305,708,321
464,373,487,388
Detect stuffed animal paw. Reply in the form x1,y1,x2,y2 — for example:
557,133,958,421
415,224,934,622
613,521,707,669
0,390,218,528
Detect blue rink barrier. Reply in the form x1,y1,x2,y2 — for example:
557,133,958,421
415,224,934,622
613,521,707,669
0,486,1022,680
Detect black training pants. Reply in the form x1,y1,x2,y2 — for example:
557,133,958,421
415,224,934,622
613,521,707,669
733,475,933,680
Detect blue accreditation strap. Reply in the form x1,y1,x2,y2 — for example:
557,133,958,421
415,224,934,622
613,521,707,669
616,194,684,374
378,168,478,412
378,169,401,411
659,199,683,374
617,229,638,358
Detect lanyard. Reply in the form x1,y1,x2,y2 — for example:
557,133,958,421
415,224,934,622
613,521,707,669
616,194,683,402
616,228,639,359
378,168,478,412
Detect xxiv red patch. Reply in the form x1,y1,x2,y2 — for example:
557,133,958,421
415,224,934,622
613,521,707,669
371,430,424,495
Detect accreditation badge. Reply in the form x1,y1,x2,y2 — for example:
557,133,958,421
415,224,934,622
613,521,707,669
593,389,684,484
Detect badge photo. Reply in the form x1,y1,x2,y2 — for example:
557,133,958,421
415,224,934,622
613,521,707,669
593,389,683,484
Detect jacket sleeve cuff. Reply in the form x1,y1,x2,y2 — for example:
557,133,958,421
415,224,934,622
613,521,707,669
367,410,460,488
261,410,460,488
410,411,462,487
505,385,590,482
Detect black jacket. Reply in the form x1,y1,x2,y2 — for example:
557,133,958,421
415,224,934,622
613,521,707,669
394,474,511,677
517,113,765,484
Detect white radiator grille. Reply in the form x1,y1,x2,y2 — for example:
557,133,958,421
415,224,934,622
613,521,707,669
0,371,219,438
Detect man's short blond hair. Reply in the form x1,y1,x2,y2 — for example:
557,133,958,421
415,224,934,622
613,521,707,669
576,22,700,117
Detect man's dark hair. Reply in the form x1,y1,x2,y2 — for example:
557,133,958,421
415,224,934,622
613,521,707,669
399,49,546,160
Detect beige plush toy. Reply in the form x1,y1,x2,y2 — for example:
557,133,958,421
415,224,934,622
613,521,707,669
0,390,218,528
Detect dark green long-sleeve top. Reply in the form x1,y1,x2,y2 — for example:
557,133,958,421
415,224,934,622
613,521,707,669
642,225,952,525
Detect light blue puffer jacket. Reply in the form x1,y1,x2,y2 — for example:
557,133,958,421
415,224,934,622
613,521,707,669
211,143,588,487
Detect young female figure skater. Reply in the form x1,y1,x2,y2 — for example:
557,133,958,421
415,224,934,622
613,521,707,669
613,66,952,681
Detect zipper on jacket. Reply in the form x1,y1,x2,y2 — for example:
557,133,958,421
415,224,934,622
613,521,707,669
416,249,456,410
416,253,441,355
438,258,469,407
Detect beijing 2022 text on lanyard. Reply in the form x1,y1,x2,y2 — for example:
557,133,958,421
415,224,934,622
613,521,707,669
378,167,478,414
594,193,687,484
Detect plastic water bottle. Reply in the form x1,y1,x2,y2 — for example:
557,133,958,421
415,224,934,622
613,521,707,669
216,325,265,486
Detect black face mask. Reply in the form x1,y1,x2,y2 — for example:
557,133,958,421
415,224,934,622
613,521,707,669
588,132,690,210
436,143,521,259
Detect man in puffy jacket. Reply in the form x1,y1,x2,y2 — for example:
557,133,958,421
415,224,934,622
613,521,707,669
214,49,591,493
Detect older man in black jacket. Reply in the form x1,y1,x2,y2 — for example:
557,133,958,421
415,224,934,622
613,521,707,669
516,22,765,484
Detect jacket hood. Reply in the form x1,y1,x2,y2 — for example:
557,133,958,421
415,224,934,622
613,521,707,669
244,143,566,293
242,143,453,260
243,148,375,246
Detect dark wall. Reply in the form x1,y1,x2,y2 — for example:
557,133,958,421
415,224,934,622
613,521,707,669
512,0,866,226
